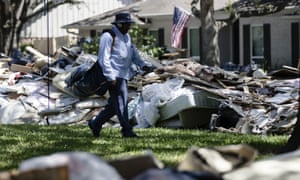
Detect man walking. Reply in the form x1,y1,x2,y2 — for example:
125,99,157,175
88,12,152,138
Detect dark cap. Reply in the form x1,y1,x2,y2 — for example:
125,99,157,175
111,12,135,24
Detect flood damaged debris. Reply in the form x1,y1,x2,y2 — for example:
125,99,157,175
2,145,300,180
0,46,299,136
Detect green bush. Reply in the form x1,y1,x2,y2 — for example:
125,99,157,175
80,37,99,55
129,24,165,58
19,42,34,53
81,25,165,59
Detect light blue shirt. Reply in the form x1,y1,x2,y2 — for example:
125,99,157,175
97,25,148,81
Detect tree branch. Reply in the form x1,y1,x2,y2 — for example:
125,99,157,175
191,0,200,18
24,0,82,22
233,0,293,17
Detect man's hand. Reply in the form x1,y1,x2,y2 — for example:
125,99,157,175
142,65,155,74
110,80,117,86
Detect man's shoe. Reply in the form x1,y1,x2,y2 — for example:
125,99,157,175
122,130,138,138
88,120,100,137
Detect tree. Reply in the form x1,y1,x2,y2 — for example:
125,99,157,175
0,0,81,56
232,0,295,17
190,0,297,67
196,0,220,66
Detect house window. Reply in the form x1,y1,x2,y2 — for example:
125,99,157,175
189,28,200,57
251,25,264,64
90,30,96,38
149,30,159,46
149,28,164,47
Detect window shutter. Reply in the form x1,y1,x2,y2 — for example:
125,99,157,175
158,28,164,47
263,24,271,69
181,28,188,49
90,30,96,38
243,25,250,65
233,20,240,65
198,27,201,51
199,27,203,62
291,23,299,67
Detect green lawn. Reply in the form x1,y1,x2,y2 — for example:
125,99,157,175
0,124,288,170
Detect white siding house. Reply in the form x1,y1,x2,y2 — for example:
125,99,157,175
239,10,300,69
62,0,233,60
19,0,299,69
20,0,136,54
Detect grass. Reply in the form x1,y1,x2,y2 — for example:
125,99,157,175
0,124,289,171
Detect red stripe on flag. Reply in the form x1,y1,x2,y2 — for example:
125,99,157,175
171,6,191,48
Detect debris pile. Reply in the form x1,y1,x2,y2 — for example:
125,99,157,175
2,145,300,180
0,46,299,135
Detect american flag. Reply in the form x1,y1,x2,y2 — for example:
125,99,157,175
171,6,191,48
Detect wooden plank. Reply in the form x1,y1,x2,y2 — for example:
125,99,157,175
0,58,12,62
0,166,68,180
109,154,163,180
10,64,33,73
0,61,8,68
25,46,47,59
282,65,298,72
0,171,12,180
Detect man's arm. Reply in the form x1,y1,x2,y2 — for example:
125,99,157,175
131,45,154,73
98,32,116,81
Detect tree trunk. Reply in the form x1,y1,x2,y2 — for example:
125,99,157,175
200,0,220,67
0,1,12,55
0,0,23,55
0,3,3,53
0,0,81,55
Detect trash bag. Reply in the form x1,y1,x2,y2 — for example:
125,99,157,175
65,61,108,97
65,63,91,88
128,95,142,120
142,77,185,104
9,48,32,66
216,101,242,129
134,96,160,128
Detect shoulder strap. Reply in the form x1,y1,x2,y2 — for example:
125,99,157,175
102,29,116,53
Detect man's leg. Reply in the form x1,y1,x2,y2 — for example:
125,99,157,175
111,78,137,137
88,98,115,137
